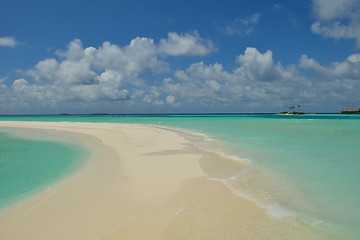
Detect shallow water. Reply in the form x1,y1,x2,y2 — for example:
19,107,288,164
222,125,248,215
1,114,359,238
0,129,89,210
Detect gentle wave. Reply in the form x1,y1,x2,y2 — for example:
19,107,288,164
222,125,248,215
172,127,292,219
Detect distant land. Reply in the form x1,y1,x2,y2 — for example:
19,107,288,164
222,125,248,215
341,108,360,114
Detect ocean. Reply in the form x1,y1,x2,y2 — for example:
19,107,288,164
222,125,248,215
0,114,359,238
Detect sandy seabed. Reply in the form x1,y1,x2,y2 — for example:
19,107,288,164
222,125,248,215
0,121,326,240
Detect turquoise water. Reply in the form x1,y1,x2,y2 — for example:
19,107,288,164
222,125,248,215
0,129,88,210
1,114,359,238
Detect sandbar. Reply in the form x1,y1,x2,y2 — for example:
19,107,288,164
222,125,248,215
0,121,325,239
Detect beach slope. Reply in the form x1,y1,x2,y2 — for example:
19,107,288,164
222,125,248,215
0,121,206,239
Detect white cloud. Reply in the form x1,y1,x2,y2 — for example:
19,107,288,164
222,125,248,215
312,0,359,21
300,53,360,79
0,37,17,47
27,57,98,85
56,39,85,61
20,36,173,104
143,92,164,105
166,95,175,104
70,84,129,101
347,53,360,63
131,89,144,98
2,35,360,113
224,13,261,36
5,31,214,108
90,38,169,74
311,0,360,47
296,53,360,109
299,54,327,74
57,60,98,85
12,78,28,89
28,58,59,82
164,53,274,106
239,13,261,25
143,95,152,103
235,47,296,82
158,32,216,56
1,37,154,109
159,48,360,112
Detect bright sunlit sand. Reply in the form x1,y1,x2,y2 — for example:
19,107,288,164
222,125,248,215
0,121,324,239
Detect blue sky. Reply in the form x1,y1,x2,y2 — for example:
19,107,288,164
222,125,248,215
1,0,360,114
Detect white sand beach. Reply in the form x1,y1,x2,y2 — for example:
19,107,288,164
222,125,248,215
0,121,324,239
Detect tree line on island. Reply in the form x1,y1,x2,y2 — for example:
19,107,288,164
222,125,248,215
279,105,305,115
279,105,360,114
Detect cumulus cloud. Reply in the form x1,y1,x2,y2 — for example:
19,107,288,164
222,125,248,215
162,47,302,109
143,88,164,105
57,61,98,85
20,36,173,105
0,37,17,47
0,38,158,113
1,35,360,113
93,38,169,74
159,47,360,112
298,53,360,108
299,54,327,74
235,47,297,82
176,61,232,82
224,13,261,36
312,0,359,21
166,95,175,104
347,53,360,63
158,32,216,56
56,38,85,60
56,38,168,75
300,53,360,79
27,58,59,82
0,31,218,113
311,0,360,47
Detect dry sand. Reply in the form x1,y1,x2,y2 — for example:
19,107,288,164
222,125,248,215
0,121,325,239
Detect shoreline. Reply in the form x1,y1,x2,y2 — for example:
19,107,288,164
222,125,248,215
0,126,94,211
0,121,325,239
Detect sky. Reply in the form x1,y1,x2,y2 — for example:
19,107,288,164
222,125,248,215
0,0,360,114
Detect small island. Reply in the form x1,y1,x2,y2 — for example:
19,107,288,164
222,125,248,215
279,105,305,115
341,108,360,114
